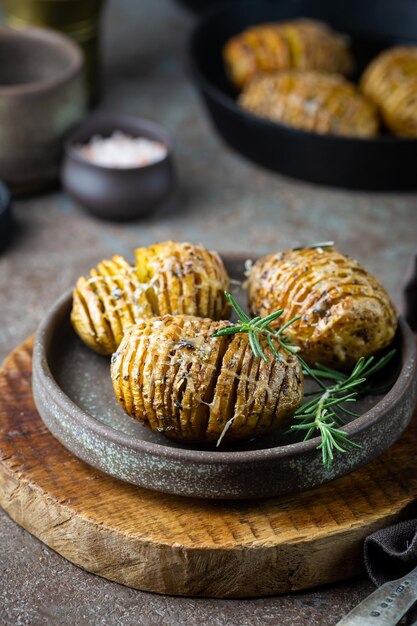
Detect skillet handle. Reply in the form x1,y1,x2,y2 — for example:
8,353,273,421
404,250,417,332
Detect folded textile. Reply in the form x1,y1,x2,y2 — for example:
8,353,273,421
365,518,417,624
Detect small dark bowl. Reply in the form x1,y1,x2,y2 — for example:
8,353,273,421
61,115,176,221
190,0,417,190
0,181,12,252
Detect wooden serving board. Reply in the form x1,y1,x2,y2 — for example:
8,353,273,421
1,338,417,598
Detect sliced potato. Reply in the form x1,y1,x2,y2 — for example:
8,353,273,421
240,71,378,137
223,18,353,90
111,315,303,443
71,255,146,355
247,246,398,369
361,46,417,137
72,241,230,355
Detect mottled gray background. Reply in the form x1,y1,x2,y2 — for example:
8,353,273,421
1,0,416,624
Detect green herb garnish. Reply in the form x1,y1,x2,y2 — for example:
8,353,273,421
213,292,396,468
292,241,334,251
291,351,395,468
213,291,301,363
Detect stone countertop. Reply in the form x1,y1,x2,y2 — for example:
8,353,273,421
0,0,416,623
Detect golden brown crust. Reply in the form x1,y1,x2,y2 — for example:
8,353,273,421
135,241,230,320
71,242,231,355
223,18,353,89
71,255,146,356
111,315,303,443
247,247,398,369
240,71,379,137
361,46,417,137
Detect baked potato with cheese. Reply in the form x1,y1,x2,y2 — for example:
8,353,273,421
239,71,379,137
360,46,417,137
71,241,230,355
111,314,303,443
247,246,398,369
223,18,353,90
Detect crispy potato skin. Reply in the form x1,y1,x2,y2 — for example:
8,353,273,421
223,19,353,90
71,241,230,355
240,71,379,138
111,315,303,443
247,247,398,369
361,46,417,137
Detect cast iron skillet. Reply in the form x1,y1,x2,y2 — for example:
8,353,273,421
175,0,239,14
190,0,417,190
32,255,417,500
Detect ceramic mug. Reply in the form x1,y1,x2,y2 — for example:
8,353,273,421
2,0,104,102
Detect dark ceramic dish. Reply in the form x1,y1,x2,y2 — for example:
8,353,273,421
0,26,86,195
175,0,239,14
32,255,417,499
190,0,417,190
61,114,176,221
0,181,12,252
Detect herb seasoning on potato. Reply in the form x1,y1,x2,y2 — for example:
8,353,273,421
247,245,398,369
71,241,230,355
111,314,303,443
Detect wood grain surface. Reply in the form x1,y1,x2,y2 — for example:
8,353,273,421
1,338,417,598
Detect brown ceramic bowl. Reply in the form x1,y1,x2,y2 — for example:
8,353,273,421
0,26,86,195
32,254,417,499
61,114,176,221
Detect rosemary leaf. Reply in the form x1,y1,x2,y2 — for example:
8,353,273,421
361,349,396,379
225,291,250,322
275,315,302,335
292,241,334,251
248,330,259,359
308,368,347,382
252,331,267,362
267,335,283,360
212,325,242,337
256,310,285,328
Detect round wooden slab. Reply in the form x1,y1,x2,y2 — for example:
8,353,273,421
1,339,417,598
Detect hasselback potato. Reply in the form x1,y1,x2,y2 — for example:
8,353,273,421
361,46,417,137
240,71,379,137
223,19,353,90
247,246,398,369
111,315,303,443
71,241,230,355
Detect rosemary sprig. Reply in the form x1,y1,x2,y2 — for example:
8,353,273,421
213,292,396,468
292,241,334,251
213,291,301,363
292,349,396,468
290,354,395,469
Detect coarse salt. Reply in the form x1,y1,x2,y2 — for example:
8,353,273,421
76,131,167,168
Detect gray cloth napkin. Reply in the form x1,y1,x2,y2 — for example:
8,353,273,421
365,519,417,624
